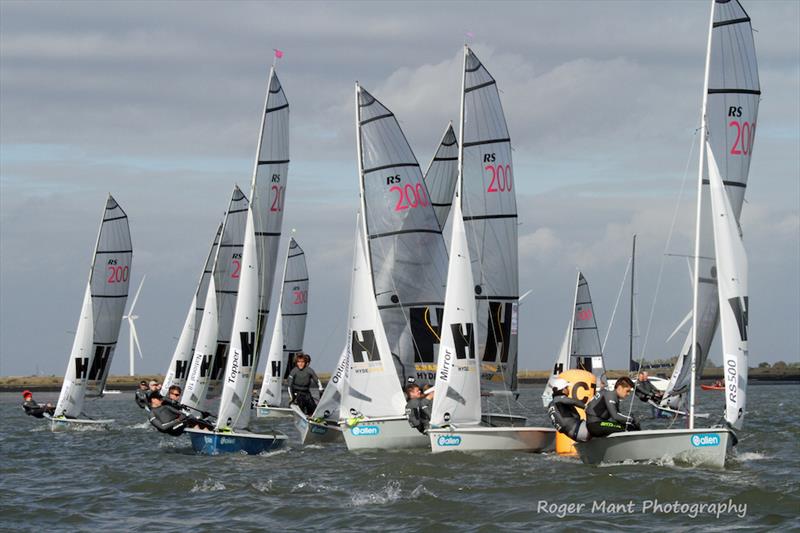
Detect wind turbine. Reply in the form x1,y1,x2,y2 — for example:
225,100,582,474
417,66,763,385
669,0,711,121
124,275,145,376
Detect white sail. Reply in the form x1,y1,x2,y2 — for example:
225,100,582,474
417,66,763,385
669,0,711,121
459,46,519,392
182,187,249,411
707,143,748,429
430,194,481,427
355,84,449,386
257,238,309,408
311,345,349,421
55,195,132,417
666,0,760,399
217,66,290,430
541,319,572,408
570,272,606,381
162,223,222,395
340,217,406,419
423,123,459,230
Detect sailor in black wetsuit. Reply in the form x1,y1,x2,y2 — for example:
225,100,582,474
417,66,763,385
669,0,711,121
21,390,55,418
634,371,663,403
287,353,322,416
546,378,591,442
134,381,149,409
148,390,213,436
585,376,640,437
405,383,433,433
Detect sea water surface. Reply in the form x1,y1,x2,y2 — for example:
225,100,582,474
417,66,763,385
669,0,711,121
1,384,797,531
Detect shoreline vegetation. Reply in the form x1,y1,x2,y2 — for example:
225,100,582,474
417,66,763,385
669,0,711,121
2,366,798,392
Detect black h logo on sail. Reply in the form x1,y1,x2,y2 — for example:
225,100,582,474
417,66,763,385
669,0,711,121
553,362,564,375
483,302,512,362
200,354,213,377
352,330,379,363
175,360,190,380
410,306,443,363
728,296,749,342
75,357,90,380
271,360,282,377
452,322,475,359
240,331,256,367
88,346,112,380
210,344,228,380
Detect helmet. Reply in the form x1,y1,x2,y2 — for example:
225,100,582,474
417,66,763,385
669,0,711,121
551,378,570,391
22,390,32,398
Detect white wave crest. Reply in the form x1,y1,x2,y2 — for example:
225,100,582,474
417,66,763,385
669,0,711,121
251,480,273,493
349,481,434,507
190,479,226,493
735,451,769,462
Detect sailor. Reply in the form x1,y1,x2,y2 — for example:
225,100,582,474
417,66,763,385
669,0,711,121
287,353,322,416
585,376,640,437
21,390,55,418
134,380,149,409
634,371,663,403
405,383,432,433
546,378,591,442
148,392,213,436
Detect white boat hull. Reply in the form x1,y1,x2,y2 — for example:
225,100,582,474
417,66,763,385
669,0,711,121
290,407,344,445
340,416,429,450
48,416,114,431
428,426,556,453
255,406,294,419
575,428,734,468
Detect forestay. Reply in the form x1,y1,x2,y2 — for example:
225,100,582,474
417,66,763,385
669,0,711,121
423,123,459,230
459,46,519,392
217,67,290,430
340,217,406,419
55,195,132,418
430,191,481,427
666,0,760,399
257,237,309,407
182,187,249,411
707,144,749,429
162,223,222,395
356,84,449,386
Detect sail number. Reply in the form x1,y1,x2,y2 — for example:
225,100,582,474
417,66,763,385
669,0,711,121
390,181,429,212
271,185,285,212
485,164,512,193
231,259,241,279
293,290,307,305
106,265,129,283
729,120,755,156
576,308,593,321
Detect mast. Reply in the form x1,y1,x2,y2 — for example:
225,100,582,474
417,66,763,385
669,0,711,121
629,234,636,373
457,46,467,200
690,0,716,429
354,83,370,271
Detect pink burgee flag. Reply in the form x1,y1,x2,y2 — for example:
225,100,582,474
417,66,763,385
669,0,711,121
274,49,284,59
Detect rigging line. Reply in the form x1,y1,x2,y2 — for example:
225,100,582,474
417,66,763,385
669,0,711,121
424,307,441,343
601,257,632,354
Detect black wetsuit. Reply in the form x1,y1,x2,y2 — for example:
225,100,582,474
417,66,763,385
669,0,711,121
585,389,639,437
547,395,590,442
405,397,432,433
634,380,662,403
134,389,149,409
288,367,320,416
22,399,54,418
148,404,189,436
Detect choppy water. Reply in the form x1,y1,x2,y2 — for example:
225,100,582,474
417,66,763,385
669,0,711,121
1,384,797,531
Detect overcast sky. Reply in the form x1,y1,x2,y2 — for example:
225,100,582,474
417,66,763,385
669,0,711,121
1,0,798,377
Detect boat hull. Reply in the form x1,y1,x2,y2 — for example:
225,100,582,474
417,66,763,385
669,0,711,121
340,417,429,450
481,413,528,427
290,407,343,445
575,428,734,468
48,416,113,431
700,385,724,391
255,406,294,418
185,428,288,455
428,426,556,453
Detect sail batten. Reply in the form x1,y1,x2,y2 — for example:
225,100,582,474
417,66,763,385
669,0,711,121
423,123,459,230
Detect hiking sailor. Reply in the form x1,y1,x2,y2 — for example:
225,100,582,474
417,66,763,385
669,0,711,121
21,390,55,418
546,378,591,442
585,376,641,437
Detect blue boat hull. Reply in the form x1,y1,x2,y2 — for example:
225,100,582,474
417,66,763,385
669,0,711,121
185,429,288,455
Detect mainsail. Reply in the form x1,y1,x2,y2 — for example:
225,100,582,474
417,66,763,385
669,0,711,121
430,186,481,427
423,123,459,231
257,237,309,407
459,46,519,391
55,195,132,417
161,223,222,395
340,216,407,419
312,346,349,421
707,143,749,429
182,187,248,411
355,84,449,385
217,66,290,430
665,0,760,399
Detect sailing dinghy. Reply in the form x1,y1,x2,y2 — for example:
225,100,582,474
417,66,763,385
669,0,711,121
187,65,290,455
51,195,132,431
428,46,554,453
291,346,347,444
577,0,758,468
256,236,309,418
